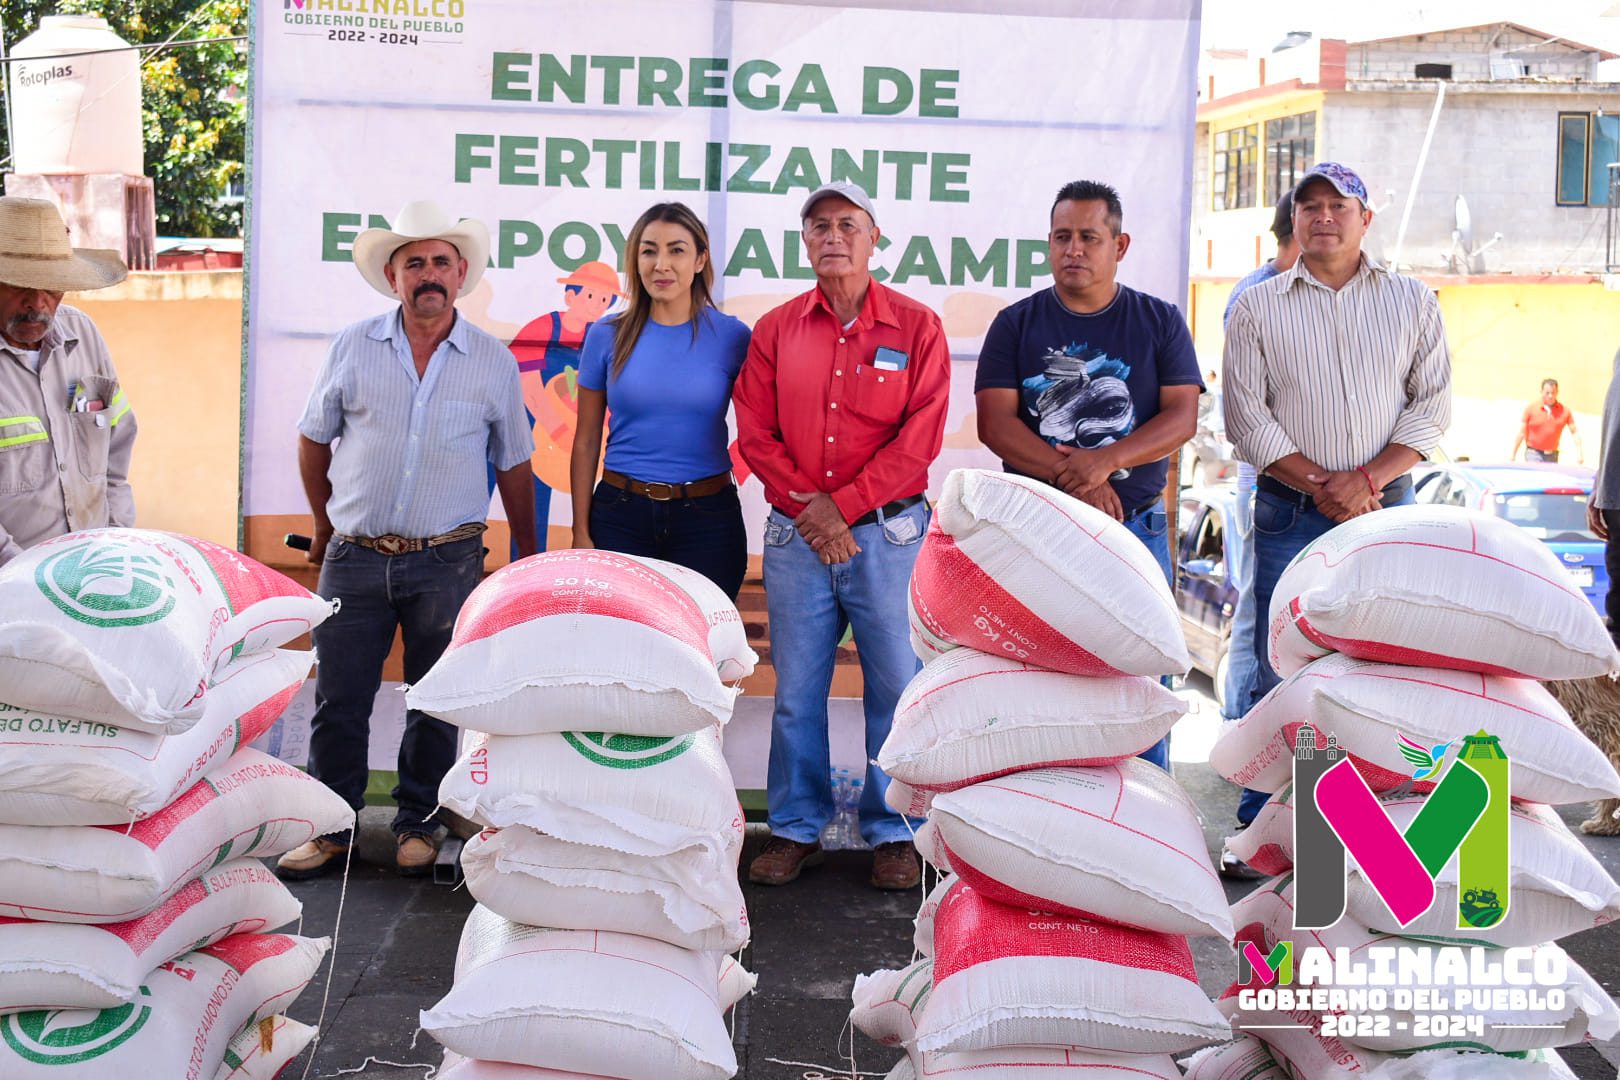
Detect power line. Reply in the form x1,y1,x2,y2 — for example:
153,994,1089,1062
0,34,246,66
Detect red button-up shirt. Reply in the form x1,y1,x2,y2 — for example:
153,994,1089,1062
734,278,951,523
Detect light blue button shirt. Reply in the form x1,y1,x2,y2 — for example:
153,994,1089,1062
298,308,533,538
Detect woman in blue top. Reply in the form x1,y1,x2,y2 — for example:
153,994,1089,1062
571,202,751,598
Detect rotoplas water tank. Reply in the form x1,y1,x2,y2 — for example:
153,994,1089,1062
8,15,143,176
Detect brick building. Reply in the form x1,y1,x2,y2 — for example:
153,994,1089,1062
1193,22,1620,276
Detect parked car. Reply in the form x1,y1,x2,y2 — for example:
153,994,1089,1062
1411,462,1608,615
1175,485,1244,707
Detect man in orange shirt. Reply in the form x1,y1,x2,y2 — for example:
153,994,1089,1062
733,181,950,891
1513,378,1583,464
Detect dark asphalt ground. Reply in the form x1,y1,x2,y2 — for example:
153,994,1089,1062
268,748,1620,1080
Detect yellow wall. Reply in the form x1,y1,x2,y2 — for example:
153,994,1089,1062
1192,276,1620,462
71,271,1620,548
65,271,243,549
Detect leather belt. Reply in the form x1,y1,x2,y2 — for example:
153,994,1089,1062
852,493,927,528
1122,497,1162,522
601,468,734,501
1257,473,1413,509
335,522,485,556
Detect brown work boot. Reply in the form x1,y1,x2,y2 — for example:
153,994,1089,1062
870,841,921,890
396,832,439,877
275,838,349,881
747,836,824,886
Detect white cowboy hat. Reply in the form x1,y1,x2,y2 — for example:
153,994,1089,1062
0,197,128,292
351,200,491,299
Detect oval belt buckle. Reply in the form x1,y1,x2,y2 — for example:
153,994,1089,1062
374,535,410,556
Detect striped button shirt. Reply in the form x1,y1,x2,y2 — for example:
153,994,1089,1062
298,308,533,539
1222,254,1451,474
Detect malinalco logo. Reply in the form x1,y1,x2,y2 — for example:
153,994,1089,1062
34,540,179,627
1,987,153,1064
562,731,695,769
1293,728,1510,931
1238,940,1293,987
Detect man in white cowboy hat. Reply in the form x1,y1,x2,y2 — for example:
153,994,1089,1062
279,199,536,880
0,196,134,567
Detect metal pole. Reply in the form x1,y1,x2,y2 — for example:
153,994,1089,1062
1392,80,1447,272
0,23,14,175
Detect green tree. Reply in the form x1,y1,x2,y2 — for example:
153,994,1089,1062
1,0,246,236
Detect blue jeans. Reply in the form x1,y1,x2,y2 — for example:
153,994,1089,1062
1223,474,1259,720
1121,506,1172,771
1224,474,1269,826
1245,482,1416,714
762,501,930,846
308,535,484,840
588,481,748,600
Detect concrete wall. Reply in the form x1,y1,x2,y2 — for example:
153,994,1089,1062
1196,86,1619,277
1347,26,1600,83
65,270,243,549
1191,276,1620,463
1329,87,1617,275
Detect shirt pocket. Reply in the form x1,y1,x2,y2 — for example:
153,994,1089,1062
435,399,490,459
0,413,50,495
846,363,910,425
70,411,111,481
72,375,117,481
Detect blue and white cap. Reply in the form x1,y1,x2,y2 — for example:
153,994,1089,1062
1293,161,1370,205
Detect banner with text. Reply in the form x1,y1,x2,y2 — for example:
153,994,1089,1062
245,0,1201,556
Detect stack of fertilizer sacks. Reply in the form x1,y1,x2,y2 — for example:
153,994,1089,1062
847,469,1233,1078
0,528,352,1077
1185,504,1620,1079
410,549,758,1079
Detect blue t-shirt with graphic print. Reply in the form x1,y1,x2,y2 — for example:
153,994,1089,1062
974,284,1203,512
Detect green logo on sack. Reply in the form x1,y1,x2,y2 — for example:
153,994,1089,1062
1,987,153,1065
35,541,178,627
562,731,695,769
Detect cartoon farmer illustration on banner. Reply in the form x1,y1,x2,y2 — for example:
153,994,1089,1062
507,261,625,549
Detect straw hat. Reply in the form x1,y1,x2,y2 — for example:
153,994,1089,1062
556,260,625,296
352,200,491,299
0,197,128,292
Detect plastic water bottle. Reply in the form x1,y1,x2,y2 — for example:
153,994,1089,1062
846,776,870,850
821,767,866,850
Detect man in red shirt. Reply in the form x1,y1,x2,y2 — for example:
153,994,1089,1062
1512,378,1583,464
734,181,950,890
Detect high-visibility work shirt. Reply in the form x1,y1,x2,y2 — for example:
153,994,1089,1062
0,305,136,566
733,279,950,523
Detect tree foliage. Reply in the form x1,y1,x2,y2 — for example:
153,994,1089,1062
2,0,246,236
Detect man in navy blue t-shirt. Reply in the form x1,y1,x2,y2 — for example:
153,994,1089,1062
975,179,1202,769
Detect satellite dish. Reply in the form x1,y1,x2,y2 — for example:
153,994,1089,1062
1448,195,1503,273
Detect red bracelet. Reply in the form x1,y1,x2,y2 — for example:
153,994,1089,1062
1355,465,1378,496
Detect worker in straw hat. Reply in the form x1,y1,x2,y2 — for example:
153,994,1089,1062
279,199,535,881
0,196,134,567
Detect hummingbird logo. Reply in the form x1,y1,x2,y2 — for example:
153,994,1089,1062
1397,734,1455,781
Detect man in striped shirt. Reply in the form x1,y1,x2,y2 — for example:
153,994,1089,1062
279,201,536,881
1223,161,1452,713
